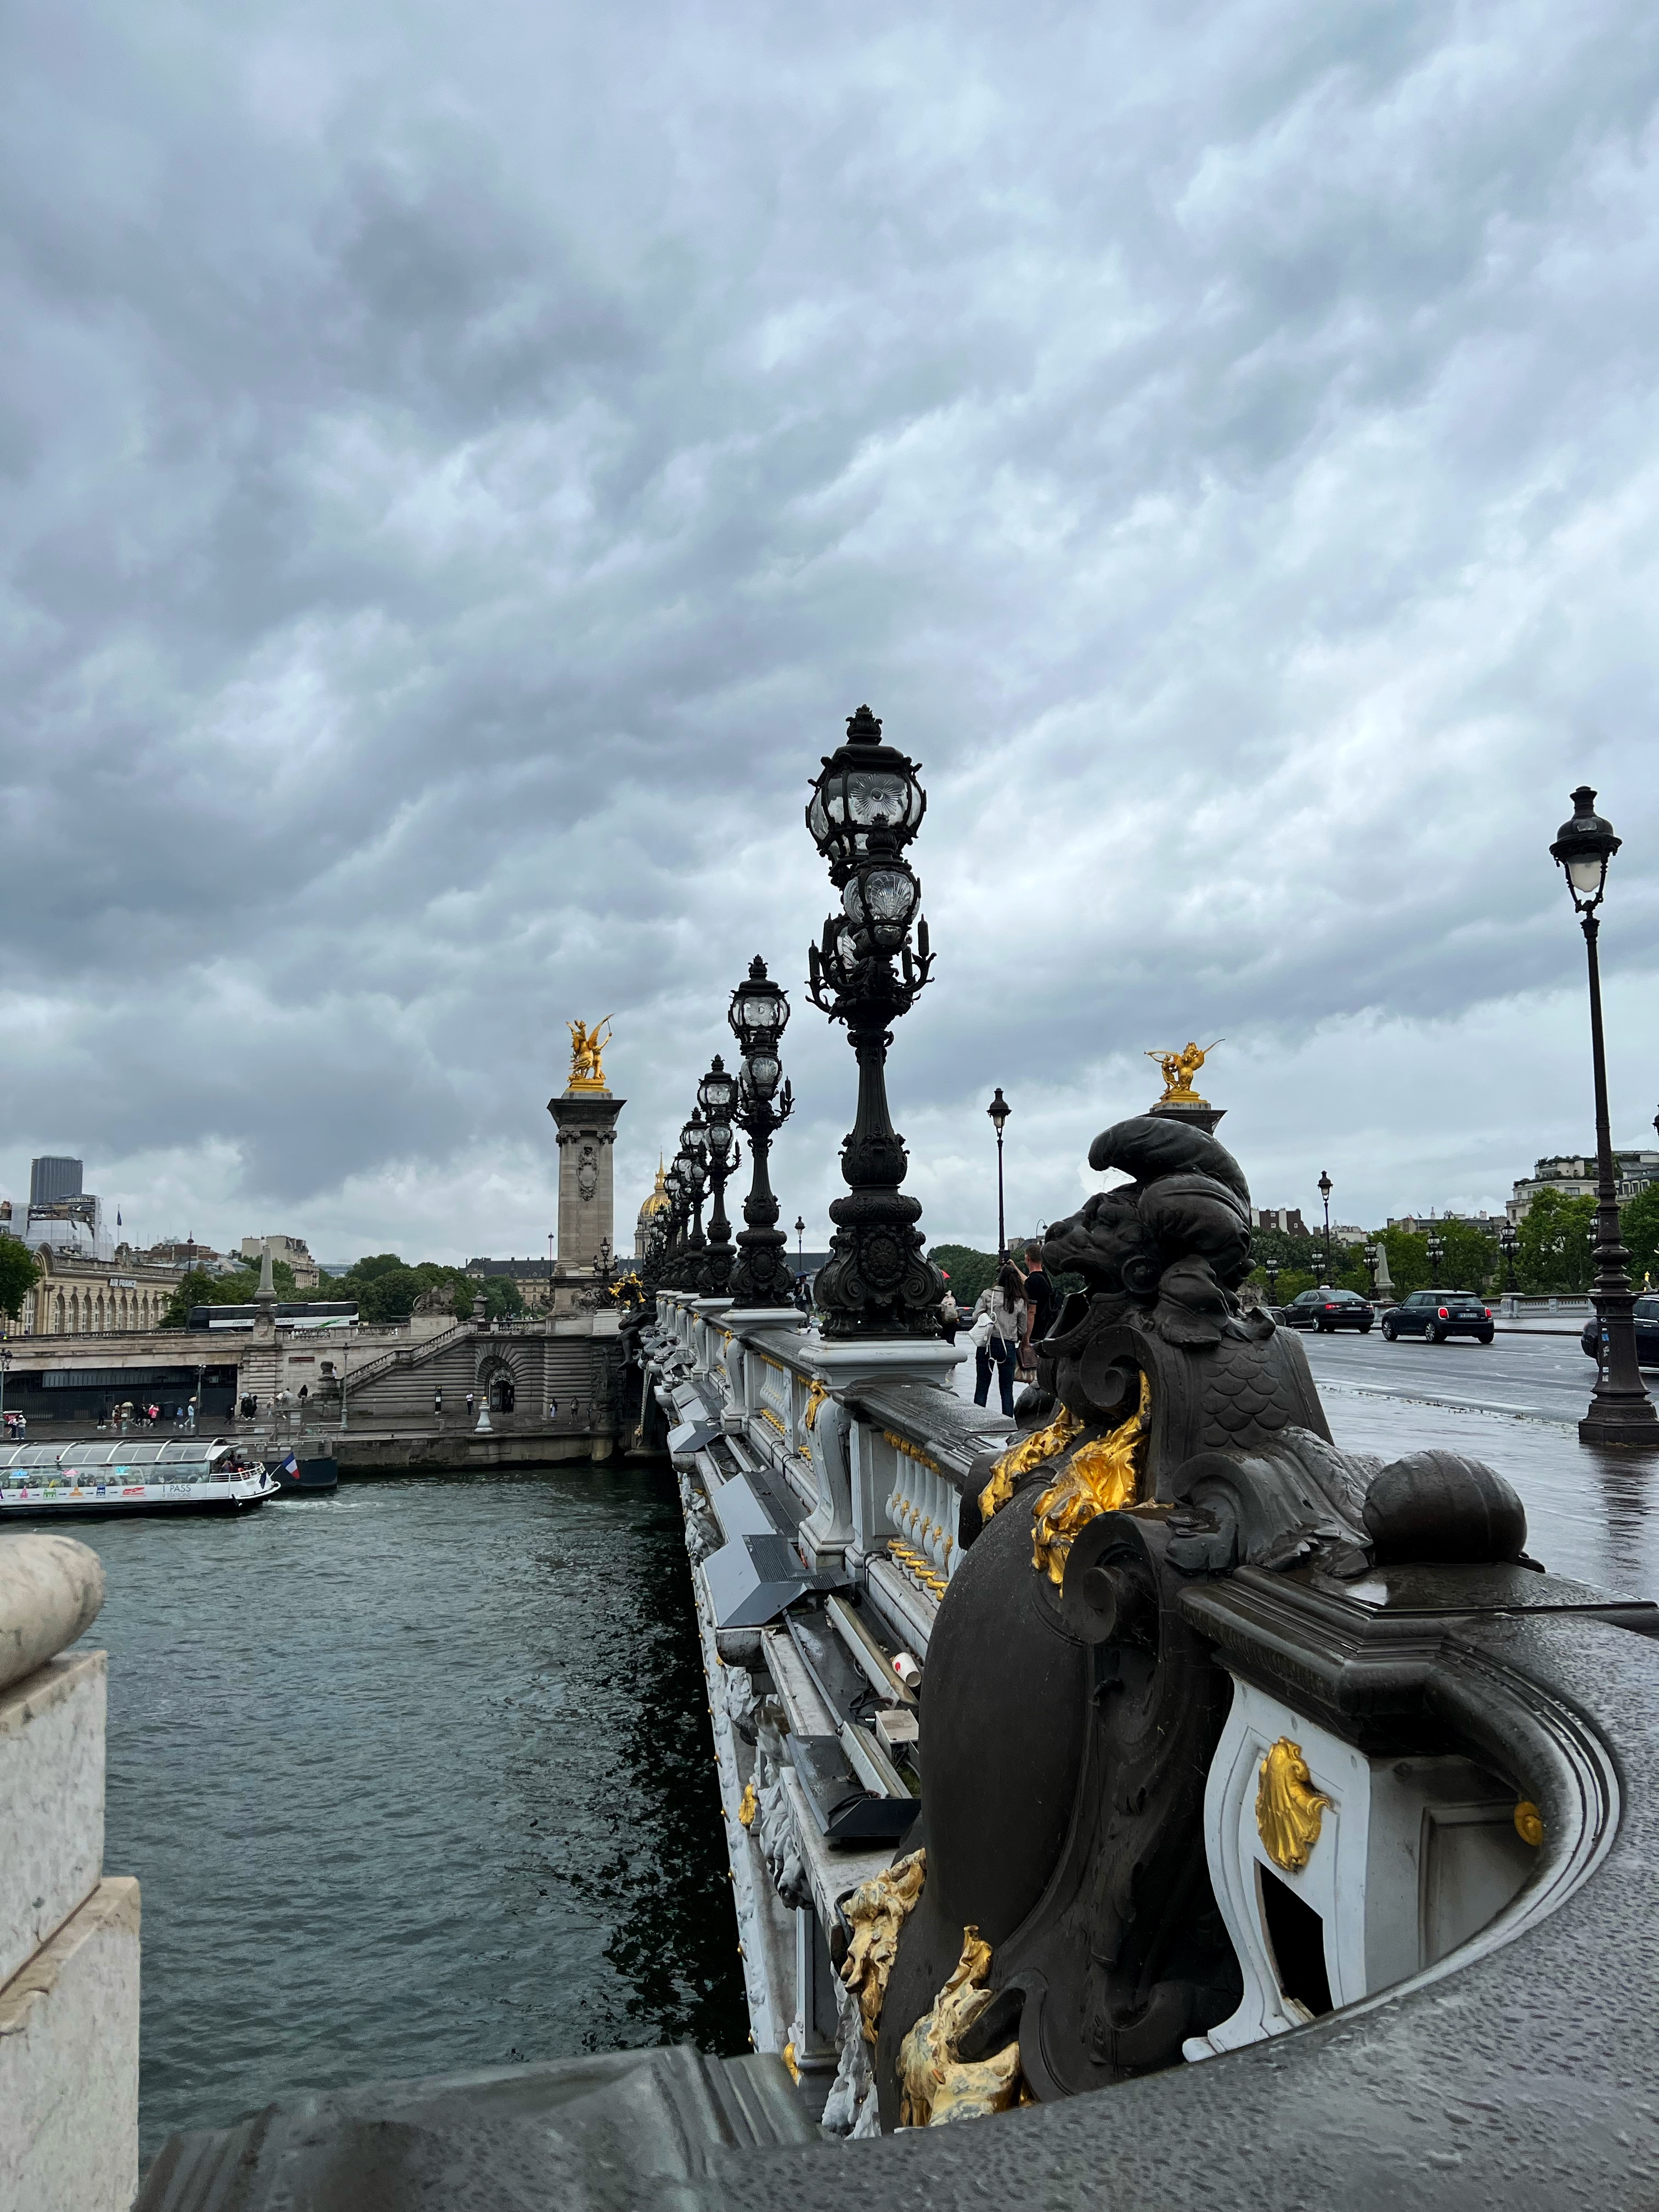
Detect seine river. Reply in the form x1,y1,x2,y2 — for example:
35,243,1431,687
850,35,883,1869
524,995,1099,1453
74,1468,747,2161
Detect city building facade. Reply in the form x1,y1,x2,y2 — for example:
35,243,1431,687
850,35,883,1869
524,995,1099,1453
239,1234,320,1288
1507,1150,1659,1224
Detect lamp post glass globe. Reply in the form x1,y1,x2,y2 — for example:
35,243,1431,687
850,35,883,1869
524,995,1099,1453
805,704,927,878
1550,786,1621,912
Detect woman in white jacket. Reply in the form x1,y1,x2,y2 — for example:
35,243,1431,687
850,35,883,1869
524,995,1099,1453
970,1264,1026,1415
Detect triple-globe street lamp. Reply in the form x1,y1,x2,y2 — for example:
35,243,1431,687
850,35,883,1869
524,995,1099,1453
1317,1171,1334,1284
1499,1222,1520,1296
697,1057,740,1297
1550,786,1659,1446
1426,1228,1445,1285
805,706,942,1338
726,958,796,1308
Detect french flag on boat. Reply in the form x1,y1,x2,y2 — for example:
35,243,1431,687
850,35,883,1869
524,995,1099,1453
281,1454,298,1476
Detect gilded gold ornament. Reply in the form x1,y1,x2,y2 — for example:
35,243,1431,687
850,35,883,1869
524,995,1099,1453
977,1404,1085,1521
803,1379,830,1431
1514,1799,1544,1847
1255,1737,1331,1872
1029,1375,1150,1586
838,1849,927,2044
566,1015,614,1091
737,1782,758,1830
896,1925,1023,2126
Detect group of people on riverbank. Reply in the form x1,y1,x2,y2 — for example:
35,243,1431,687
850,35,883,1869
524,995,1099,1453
939,1243,1060,1415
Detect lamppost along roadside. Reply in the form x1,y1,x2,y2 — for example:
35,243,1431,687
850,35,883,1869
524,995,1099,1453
804,706,942,1338
1499,1222,1519,1295
0,1339,9,1441
1363,1243,1380,1298
794,1216,805,1273
1426,1228,1445,1284
1263,1259,1280,1307
1550,786,1659,1446
726,958,796,1307
698,1057,740,1296
1318,1171,1334,1284
987,1088,1012,1261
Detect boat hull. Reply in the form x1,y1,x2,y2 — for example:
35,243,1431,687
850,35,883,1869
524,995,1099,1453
265,1456,340,1496
0,1479,280,1520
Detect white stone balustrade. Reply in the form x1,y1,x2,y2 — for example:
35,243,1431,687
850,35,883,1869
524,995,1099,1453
0,1533,139,2212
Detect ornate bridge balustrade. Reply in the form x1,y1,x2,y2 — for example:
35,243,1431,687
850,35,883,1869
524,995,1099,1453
627,1112,1659,2205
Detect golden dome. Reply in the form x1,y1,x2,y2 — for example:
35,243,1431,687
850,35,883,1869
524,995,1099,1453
637,1159,671,1223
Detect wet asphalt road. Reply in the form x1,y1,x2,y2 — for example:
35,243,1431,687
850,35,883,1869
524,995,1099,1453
1299,1327,1659,1602
1297,1323,1597,1427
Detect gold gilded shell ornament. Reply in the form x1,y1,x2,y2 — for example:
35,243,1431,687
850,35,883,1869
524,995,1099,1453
977,1404,1085,1522
1256,1738,1332,1872
1029,1374,1151,1587
896,1926,1023,2126
838,1849,927,2043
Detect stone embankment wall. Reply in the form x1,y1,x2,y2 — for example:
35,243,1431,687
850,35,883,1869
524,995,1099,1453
0,1534,139,2212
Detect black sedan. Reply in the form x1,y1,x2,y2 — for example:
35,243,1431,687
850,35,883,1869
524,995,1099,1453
1380,1290,1493,1344
1580,1295,1659,1366
1279,1289,1375,1334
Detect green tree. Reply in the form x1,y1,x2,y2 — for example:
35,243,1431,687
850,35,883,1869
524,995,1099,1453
0,1238,40,1321
1516,1189,1598,1294
1621,1185,1659,1292
160,1260,302,1326
928,1244,1000,1307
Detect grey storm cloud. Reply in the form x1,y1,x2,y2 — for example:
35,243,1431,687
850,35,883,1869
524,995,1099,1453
4,0,1659,1256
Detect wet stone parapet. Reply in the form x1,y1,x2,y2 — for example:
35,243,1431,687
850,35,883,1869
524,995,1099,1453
0,1532,139,2212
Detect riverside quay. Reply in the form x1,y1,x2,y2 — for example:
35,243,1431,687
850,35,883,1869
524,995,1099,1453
5,714,1657,2212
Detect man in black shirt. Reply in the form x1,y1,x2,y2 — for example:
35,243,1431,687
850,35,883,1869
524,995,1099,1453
1023,1243,1060,1364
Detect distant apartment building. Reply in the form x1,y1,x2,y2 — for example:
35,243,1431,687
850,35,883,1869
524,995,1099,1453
1387,1211,1508,1235
1249,1207,1307,1235
30,1155,83,1206
1507,1152,1659,1225
239,1234,320,1288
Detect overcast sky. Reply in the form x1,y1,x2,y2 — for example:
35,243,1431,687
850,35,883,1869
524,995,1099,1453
5,0,1659,1265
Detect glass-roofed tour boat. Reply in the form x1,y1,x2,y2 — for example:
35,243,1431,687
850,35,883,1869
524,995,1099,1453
0,1439,281,1518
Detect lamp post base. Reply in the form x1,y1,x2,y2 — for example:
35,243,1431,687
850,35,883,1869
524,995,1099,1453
1579,1395,1659,1448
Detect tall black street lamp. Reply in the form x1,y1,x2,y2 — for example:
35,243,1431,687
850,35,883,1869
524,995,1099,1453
1426,1227,1445,1285
679,1109,709,1282
1318,1171,1334,1283
805,706,941,1338
1363,1242,1380,1297
697,1057,739,1296
1499,1222,1519,1295
1550,787,1659,1446
987,1088,1012,1261
727,958,796,1307
1263,1259,1281,1307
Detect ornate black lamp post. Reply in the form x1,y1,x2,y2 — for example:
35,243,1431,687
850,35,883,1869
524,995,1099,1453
679,1110,708,1279
697,1057,739,1296
1426,1227,1445,1285
1363,1242,1380,1297
726,958,796,1307
1499,1222,1519,1295
1263,1259,1280,1306
987,1088,1012,1261
1550,787,1659,1446
1318,1171,1334,1283
804,707,942,1338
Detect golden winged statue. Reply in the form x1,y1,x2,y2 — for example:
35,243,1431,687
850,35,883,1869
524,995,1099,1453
567,1015,614,1092
1146,1039,1223,1107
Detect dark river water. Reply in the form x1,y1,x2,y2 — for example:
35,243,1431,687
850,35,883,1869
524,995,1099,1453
72,1468,747,2161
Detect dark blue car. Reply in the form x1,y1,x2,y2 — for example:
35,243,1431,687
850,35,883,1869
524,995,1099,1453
1380,1290,1493,1344
1580,1295,1659,1367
